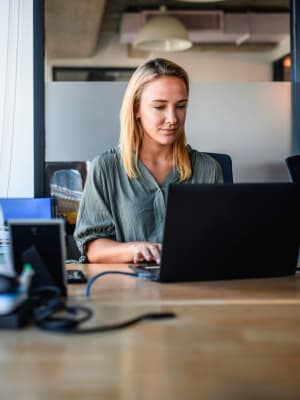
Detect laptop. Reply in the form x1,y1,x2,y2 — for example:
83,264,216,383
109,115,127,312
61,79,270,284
130,183,300,282
8,219,67,296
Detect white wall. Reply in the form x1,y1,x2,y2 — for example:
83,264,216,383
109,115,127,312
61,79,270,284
45,32,289,82
46,81,291,183
187,82,291,182
45,29,292,182
0,0,34,197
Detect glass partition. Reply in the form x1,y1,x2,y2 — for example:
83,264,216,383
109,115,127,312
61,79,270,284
46,81,291,183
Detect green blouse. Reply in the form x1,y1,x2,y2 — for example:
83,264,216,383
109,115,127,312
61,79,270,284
74,145,223,260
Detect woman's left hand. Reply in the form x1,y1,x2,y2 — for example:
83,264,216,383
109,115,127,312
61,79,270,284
132,242,162,264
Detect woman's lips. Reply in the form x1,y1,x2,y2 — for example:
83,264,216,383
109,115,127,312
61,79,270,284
161,128,177,135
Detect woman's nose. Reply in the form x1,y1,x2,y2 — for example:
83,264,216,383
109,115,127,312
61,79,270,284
165,108,178,124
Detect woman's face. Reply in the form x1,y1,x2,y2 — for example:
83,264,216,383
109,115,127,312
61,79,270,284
135,76,188,147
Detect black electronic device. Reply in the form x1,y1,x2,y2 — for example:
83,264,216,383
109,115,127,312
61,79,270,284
130,183,300,282
66,269,87,284
8,219,67,296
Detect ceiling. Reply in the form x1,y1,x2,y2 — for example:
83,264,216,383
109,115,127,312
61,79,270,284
45,0,290,58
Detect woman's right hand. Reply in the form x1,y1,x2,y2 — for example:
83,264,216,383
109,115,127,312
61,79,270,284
86,238,162,264
132,242,162,265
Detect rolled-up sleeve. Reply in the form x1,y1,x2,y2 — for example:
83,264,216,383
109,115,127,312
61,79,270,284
214,161,224,183
74,157,116,260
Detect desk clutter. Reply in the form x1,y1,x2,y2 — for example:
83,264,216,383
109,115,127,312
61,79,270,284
1,182,300,334
0,216,175,333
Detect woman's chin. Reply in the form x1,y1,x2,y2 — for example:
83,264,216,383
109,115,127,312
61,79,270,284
158,135,178,145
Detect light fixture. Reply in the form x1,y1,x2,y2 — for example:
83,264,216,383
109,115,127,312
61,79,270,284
134,6,192,52
176,0,225,2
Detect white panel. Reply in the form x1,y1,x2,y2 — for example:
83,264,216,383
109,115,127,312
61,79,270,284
9,0,34,196
0,2,10,150
187,83,291,182
46,82,291,183
0,0,34,197
46,82,126,161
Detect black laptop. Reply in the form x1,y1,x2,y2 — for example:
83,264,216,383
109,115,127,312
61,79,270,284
130,183,300,282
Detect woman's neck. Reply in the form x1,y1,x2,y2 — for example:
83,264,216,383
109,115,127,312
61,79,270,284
139,141,173,164
139,142,175,185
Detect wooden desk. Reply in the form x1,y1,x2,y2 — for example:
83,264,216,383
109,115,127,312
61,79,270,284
1,264,300,400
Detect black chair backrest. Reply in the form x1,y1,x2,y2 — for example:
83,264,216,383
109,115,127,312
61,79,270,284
286,155,300,183
204,152,233,183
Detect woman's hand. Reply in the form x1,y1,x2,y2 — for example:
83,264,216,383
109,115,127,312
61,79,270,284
132,242,162,264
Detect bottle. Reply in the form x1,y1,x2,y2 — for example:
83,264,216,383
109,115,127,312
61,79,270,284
0,204,14,277
19,263,34,291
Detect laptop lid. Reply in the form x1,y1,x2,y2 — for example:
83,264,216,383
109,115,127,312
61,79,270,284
158,183,300,282
8,219,67,296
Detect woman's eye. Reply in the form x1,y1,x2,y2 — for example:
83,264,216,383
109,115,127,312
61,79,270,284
176,104,187,109
154,106,164,110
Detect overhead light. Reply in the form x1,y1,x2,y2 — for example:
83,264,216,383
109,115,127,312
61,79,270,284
176,0,225,2
283,56,291,68
134,6,192,52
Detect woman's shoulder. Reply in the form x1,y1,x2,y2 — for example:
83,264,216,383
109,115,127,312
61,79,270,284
187,145,218,166
92,146,121,167
187,145,224,183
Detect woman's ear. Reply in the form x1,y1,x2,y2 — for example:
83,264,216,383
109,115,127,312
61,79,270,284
134,102,140,119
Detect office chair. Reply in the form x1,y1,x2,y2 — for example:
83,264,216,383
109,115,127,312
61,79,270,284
204,152,233,183
285,155,300,183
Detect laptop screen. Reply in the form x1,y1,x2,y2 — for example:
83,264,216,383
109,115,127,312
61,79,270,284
158,183,300,282
0,198,55,221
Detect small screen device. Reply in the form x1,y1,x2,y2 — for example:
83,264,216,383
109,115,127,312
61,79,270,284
8,219,67,296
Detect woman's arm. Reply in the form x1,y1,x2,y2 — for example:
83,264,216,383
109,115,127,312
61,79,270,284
86,238,161,264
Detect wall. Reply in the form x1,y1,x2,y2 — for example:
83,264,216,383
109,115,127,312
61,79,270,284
45,29,292,183
46,81,291,183
45,32,290,82
0,0,34,197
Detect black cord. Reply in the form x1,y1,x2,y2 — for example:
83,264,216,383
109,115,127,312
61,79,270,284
34,305,93,332
37,311,176,334
29,285,176,334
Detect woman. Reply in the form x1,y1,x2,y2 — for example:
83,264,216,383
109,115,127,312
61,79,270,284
74,58,223,264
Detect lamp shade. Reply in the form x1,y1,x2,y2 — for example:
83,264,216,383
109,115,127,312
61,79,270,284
176,0,225,2
134,14,192,52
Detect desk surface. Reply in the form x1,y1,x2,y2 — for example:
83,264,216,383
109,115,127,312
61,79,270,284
1,264,300,400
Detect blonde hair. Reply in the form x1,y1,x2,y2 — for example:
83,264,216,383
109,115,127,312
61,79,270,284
119,58,191,181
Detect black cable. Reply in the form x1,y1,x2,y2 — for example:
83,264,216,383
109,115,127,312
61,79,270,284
36,311,176,334
29,285,176,334
34,305,93,331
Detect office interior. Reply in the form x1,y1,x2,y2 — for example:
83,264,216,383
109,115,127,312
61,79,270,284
1,0,299,198
1,1,300,399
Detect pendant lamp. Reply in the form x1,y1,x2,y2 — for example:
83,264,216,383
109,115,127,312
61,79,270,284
134,6,192,52
177,0,225,2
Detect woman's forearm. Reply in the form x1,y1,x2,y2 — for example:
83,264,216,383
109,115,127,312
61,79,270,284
86,238,135,263
86,238,161,264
